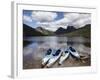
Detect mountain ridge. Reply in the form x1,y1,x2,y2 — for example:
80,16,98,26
23,24,46,36
23,23,91,37
55,26,76,34
60,24,91,38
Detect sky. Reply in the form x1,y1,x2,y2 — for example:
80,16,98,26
23,10,91,31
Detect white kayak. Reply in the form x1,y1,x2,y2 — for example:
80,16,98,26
42,49,53,66
69,47,80,59
46,49,62,68
59,50,70,65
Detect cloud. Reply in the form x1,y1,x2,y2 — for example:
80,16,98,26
37,22,68,31
32,11,57,22
53,13,81,26
32,11,91,31
43,26,59,31
72,17,91,28
55,13,91,27
67,13,91,28
64,13,80,20
35,12,91,31
23,15,32,22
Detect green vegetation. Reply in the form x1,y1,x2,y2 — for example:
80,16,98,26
23,24,54,36
23,24,91,38
62,24,91,38
36,27,54,36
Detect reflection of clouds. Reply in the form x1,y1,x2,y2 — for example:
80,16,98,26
36,37,68,49
72,44,90,55
67,37,90,55
68,37,90,43
23,43,38,56
23,37,90,60
24,36,68,49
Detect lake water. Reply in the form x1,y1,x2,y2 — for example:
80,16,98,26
23,36,91,69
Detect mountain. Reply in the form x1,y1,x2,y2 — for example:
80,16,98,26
62,24,91,38
23,24,45,36
36,27,54,35
55,27,66,34
55,26,76,34
66,26,76,33
23,23,91,37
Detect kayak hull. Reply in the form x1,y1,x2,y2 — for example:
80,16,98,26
42,55,52,66
69,51,80,59
69,47,80,59
46,52,62,67
59,52,70,65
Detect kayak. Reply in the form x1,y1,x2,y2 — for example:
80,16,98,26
46,49,62,68
59,50,70,65
42,49,53,66
69,47,80,59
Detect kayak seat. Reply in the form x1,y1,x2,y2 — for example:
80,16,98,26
65,50,68,53
53,49,61,56
69,47,76,52
46,49,52,55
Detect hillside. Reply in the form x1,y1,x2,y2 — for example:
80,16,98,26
36,27,54,35
55,27,67,34
62,24,91,38
23,24,91,37
23,24,45,36
55,26,76,34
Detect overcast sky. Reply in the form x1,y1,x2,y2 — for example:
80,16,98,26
23,10,91,31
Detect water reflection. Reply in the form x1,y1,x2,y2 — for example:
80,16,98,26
23,36,91,69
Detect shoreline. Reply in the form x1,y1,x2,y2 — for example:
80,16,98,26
23,54,90,69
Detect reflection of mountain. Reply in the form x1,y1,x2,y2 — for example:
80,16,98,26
62,24,91,38
55,26,76,34
23,24,53,36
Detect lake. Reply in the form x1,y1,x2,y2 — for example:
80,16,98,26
23,36,91,69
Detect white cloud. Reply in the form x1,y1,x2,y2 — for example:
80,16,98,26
35,12,91,31
37,22,58,31
37,22,68,31
43,26,58,31
54,18,70,26
64,13,80,20
55,13,91,27
72,17,91,28
23,15,32,22
32,11,57,22
79,13,91,19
